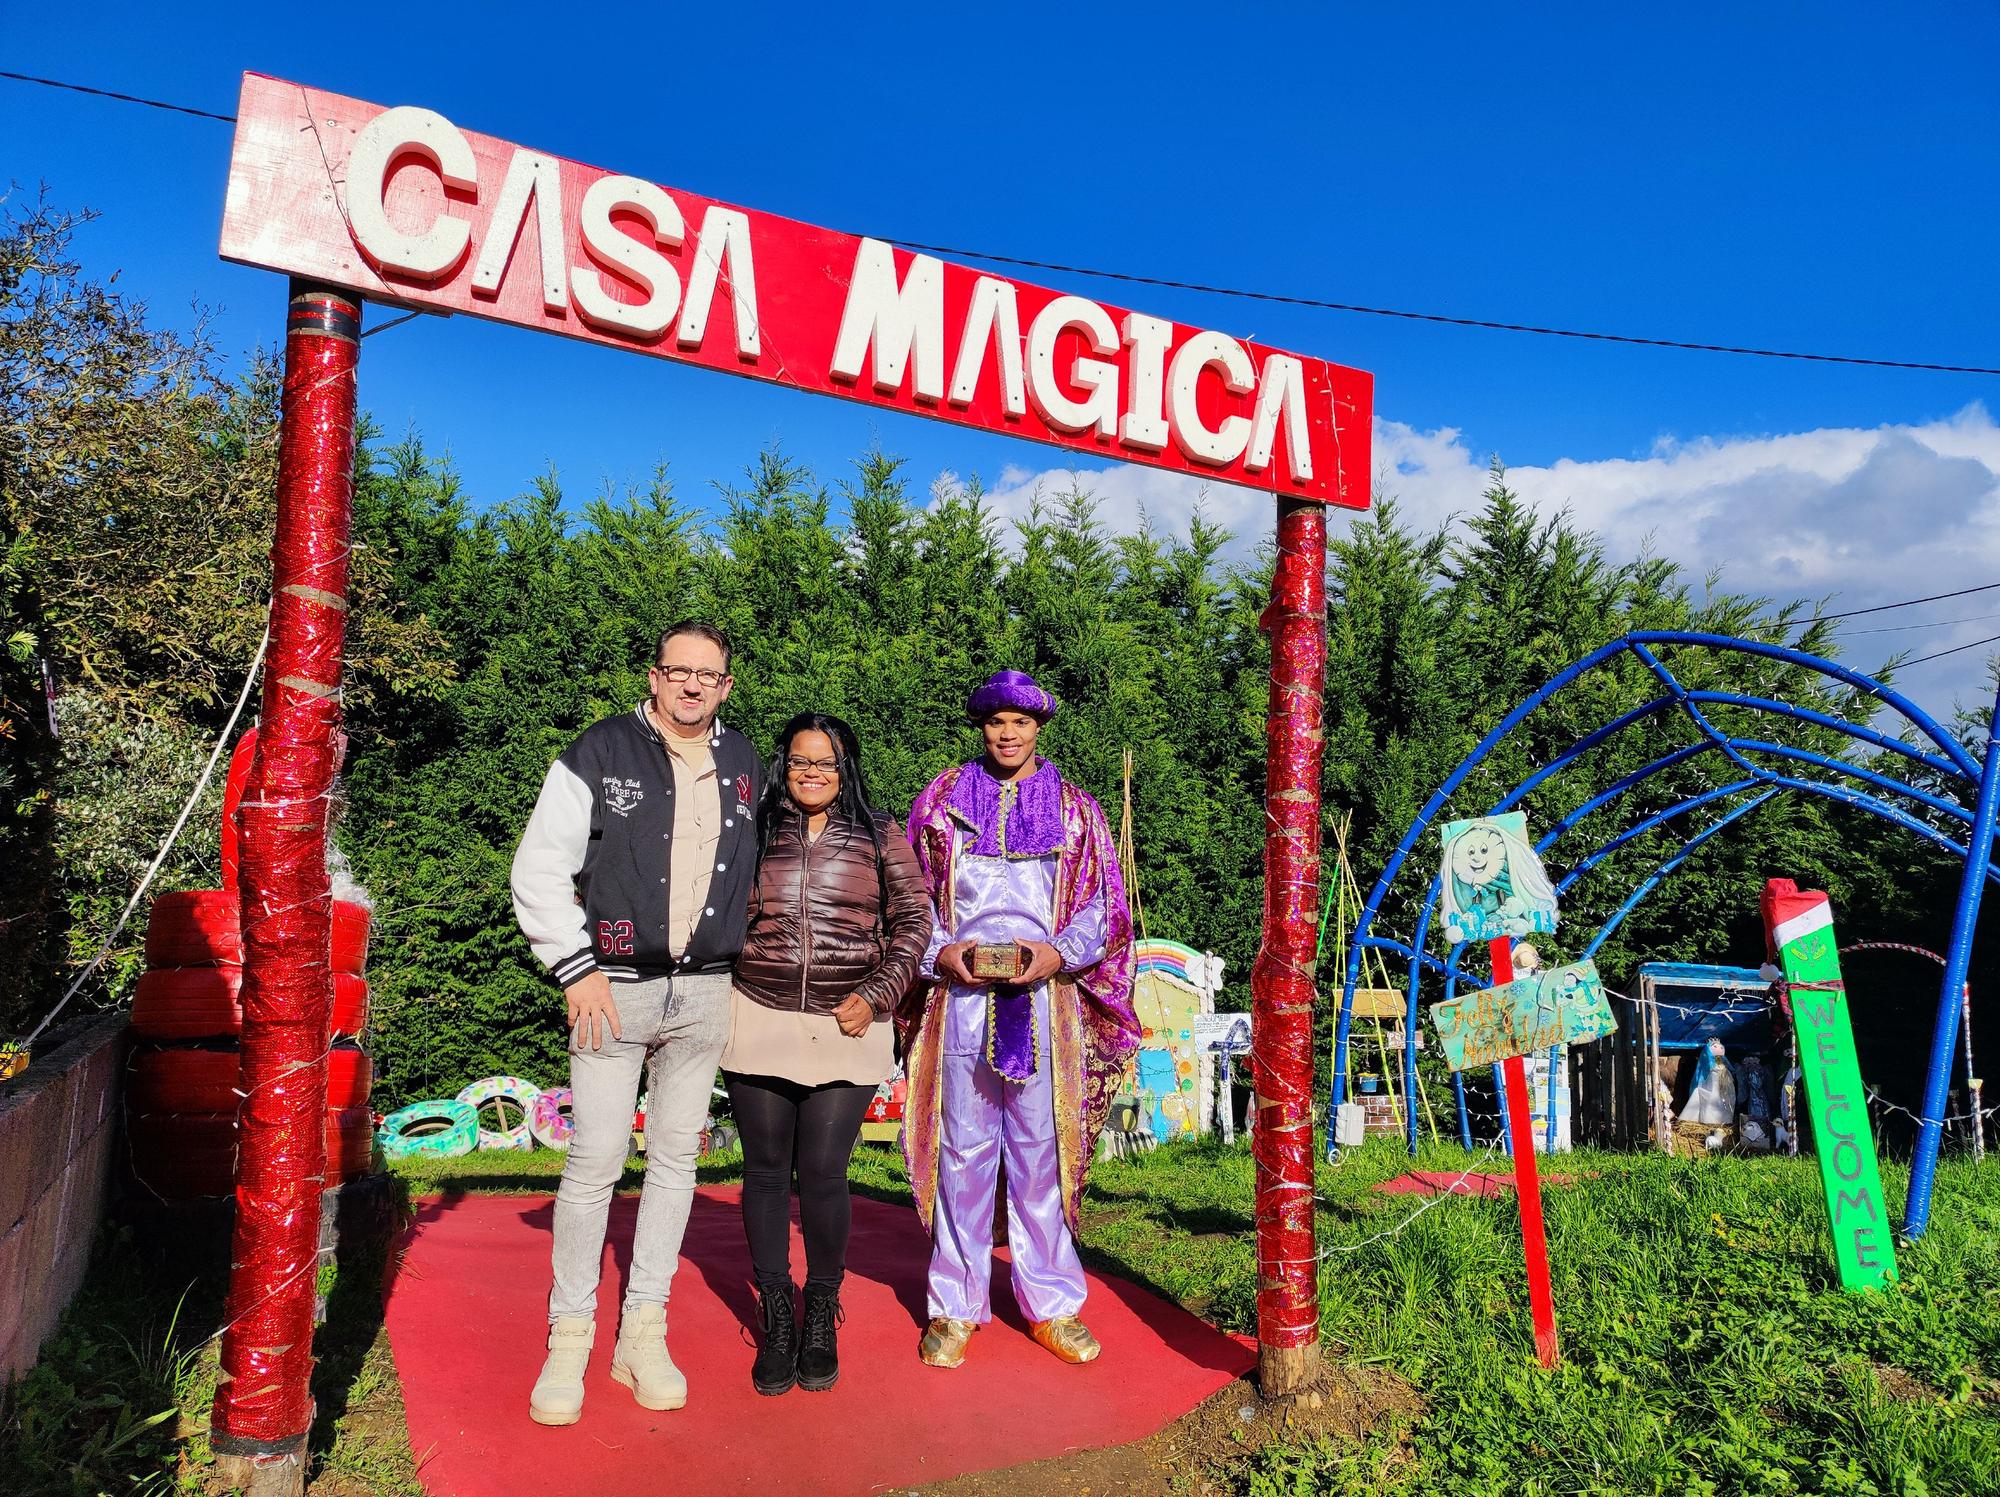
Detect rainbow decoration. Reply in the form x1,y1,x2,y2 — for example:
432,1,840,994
1133,939,1219,993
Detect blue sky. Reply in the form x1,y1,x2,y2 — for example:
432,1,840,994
8,5,2000,712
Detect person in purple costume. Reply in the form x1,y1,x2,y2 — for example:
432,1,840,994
900,670,1138,1368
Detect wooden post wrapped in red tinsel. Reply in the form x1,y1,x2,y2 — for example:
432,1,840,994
210,284,360,1491
1250,495,1327,1394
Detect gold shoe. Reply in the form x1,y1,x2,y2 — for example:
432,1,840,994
1029,1316,1100,1364
918,1316,978,1368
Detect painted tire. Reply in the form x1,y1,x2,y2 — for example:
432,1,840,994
127,1108,377,1198
130,968,368,1042
531,1087,575,1151
455,1075,541,1152
144,891,371,974
377,1099,479,1160
328,1106,374,1180
127,1043,372,1114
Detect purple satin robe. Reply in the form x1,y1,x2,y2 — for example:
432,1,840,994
901,758,1139,1322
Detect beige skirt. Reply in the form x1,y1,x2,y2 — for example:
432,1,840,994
719,988,896,1088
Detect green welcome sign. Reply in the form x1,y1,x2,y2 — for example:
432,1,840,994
1761,879,1898,1291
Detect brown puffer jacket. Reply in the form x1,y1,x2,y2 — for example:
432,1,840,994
735,811,933,1018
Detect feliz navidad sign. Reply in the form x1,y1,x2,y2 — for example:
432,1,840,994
1429,958,1617,1072
218,75,1372,506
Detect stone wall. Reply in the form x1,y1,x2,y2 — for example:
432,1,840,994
0,1013,126,1382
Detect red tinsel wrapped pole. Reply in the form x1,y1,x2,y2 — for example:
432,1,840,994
1250,495,1326,1394
211,284,360,1488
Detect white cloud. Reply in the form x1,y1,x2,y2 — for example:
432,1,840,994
941,404,2000,720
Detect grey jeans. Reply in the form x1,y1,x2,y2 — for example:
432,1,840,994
548,971,731,1321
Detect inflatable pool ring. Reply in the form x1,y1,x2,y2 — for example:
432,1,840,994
532,1087,576,1151
377,1099,478,1160
455,1075,541,1151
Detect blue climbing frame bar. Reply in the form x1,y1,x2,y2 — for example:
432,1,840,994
1327,631,1996,1184
1904,677,2000,1238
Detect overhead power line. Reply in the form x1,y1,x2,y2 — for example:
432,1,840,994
1839,609,2000,637
889,241,2000,378
5,69,1998,378
1814,580,2000,621
0,69,236,123
1900,632,2000,670
1789,580,2000,628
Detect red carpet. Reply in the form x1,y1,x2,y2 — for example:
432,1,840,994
384,1185,1254,1496
1373,1169,1577,1198
1373,1169,1516,1197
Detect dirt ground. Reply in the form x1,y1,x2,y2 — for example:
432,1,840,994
905,1362,1423,1497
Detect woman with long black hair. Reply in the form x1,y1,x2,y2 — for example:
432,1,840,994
720,712,930,1394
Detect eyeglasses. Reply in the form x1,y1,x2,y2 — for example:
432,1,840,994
785,756,841,774
654,664,728,688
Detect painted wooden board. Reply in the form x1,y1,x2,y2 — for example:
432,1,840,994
1350,987,1406,1020
1428,960,1614,1071
1761,880,1898,1291
219,75,1372,508
1438,812,1559,944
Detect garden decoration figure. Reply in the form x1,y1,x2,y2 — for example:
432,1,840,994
1738,1052,1775,1151
1438,813,1559,945
901,670,1138,1369
1680,1037,1739,1151
511,621,763,1425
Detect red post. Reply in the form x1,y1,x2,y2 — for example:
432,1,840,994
1251,495,1327,1395
1490,938,1560,1367
219,726,259,892
211,284,360,1490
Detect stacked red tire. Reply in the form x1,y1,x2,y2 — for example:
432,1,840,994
127,890,375,1200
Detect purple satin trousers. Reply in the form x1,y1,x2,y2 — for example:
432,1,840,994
927,1051,1088,1324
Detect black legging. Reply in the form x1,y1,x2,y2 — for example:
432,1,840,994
723,1071,876,1294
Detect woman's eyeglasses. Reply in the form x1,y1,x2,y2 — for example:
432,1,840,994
785,756,840,774
654,664,728,688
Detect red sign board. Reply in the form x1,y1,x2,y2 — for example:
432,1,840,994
219,75,1371,506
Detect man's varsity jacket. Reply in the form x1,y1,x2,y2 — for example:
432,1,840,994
511,703,764,986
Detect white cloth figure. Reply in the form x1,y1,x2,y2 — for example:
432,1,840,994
1683,1038,1738,1127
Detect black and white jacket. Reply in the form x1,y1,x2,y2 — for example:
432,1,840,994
511,704,764,986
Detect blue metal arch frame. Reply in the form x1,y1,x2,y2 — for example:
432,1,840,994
1330,631,1998,1240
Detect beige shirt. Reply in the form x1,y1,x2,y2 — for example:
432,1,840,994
657,723,720,958
721,989,896,1087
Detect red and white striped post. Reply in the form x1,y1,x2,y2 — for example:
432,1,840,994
1250,495,1327,1395
210,283,360,1494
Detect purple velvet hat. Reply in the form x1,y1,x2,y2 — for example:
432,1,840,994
965,669,1058,723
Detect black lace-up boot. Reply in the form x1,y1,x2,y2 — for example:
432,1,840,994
796,1286,844,1391
751,1280,798,1396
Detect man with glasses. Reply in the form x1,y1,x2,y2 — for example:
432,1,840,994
512,620,763,1425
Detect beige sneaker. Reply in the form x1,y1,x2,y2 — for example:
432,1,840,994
529,1315,594,1425
609,1301,687,1411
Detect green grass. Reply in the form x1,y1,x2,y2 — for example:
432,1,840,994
11,1141,1997,1495
1082,1138,2000,1497
1,1190,423,1497
387,1137,2000,1494
1,1216,226,1496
